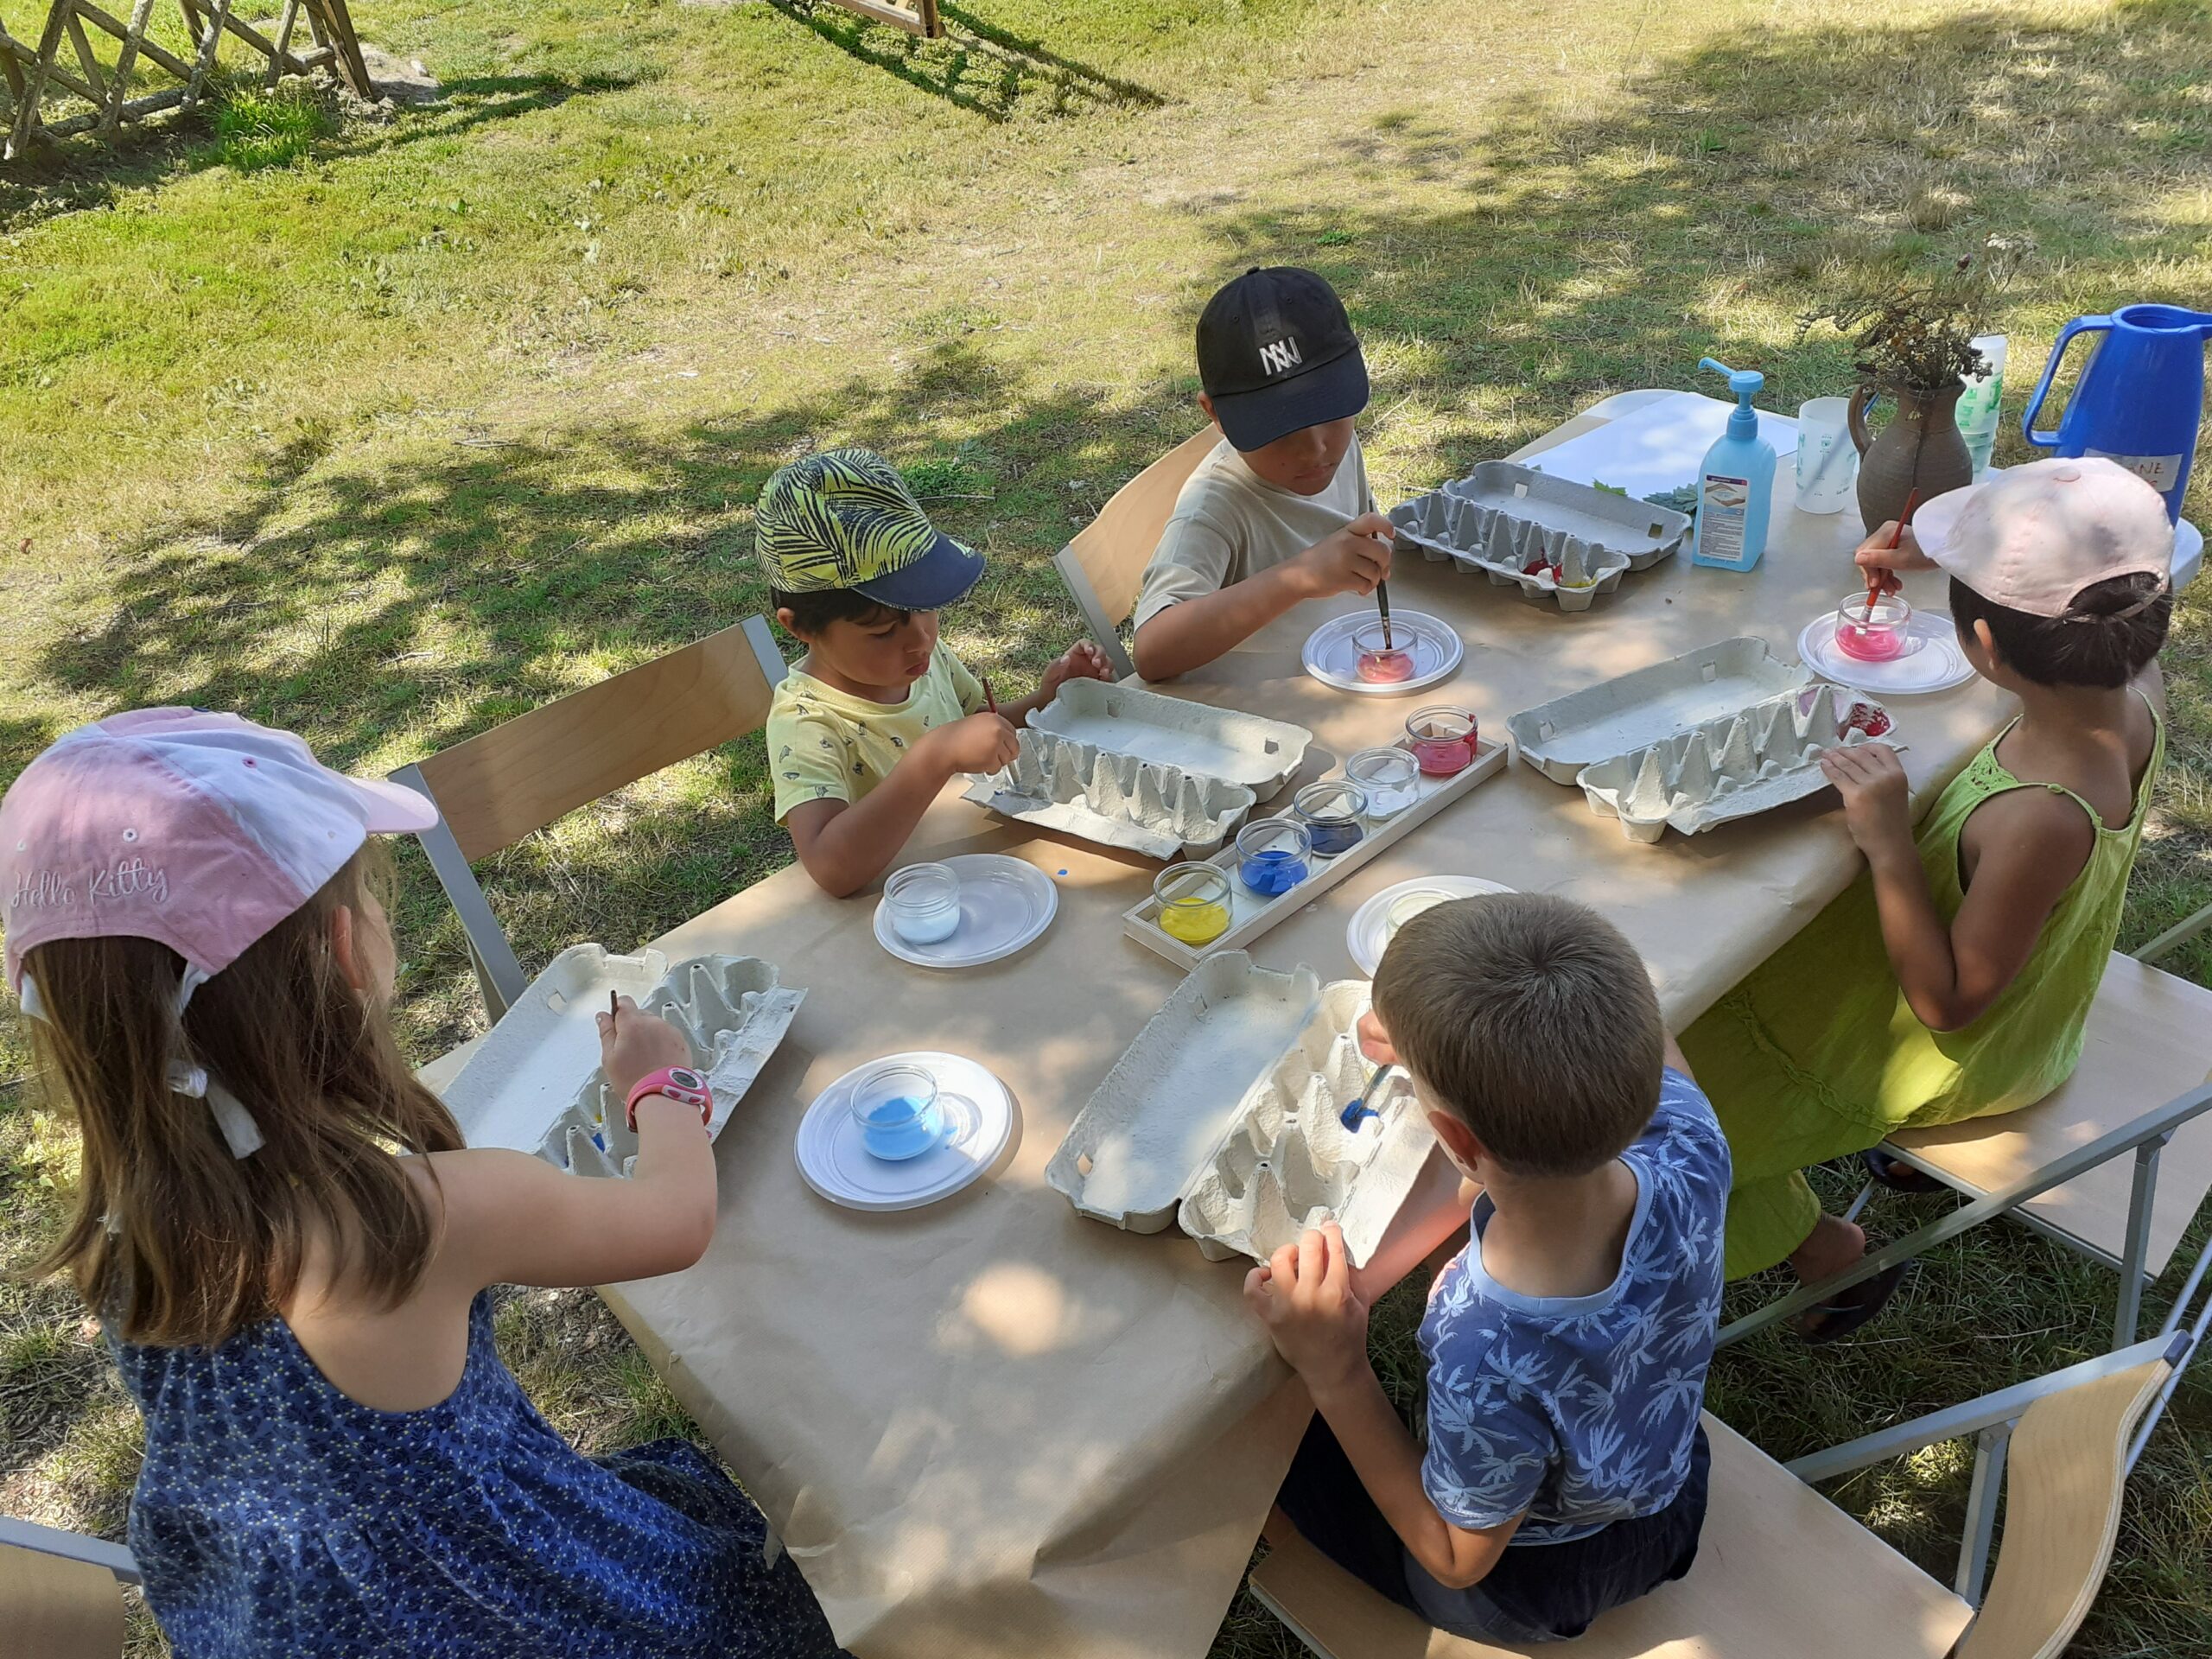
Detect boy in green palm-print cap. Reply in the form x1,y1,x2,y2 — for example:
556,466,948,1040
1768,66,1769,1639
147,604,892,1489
757,448,1114,896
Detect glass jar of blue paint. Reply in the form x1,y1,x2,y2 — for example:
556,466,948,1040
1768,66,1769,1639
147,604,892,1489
1236,817,1312,898
1292,779,1369,857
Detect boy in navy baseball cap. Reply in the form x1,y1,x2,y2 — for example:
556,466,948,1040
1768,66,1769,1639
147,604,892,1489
1130,267,1396,680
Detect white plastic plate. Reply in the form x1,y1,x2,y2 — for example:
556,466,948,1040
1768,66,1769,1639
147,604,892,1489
1796,607,1974,696
1301,610,1464,696
872,854,1058,969
1344,875,1514,976
794,1050,1014,1211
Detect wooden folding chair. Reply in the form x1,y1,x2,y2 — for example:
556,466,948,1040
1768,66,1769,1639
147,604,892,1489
1050,427,1222,680
391,616,787,1022
1249,1233,2212,1659
0,1518,137,1658
1721,911,2212,1354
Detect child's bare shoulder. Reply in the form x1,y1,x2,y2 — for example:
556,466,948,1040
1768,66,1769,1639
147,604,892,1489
1960,785,2097,877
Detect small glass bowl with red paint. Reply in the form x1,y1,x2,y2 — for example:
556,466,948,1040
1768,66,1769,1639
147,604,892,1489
1350,621,1418,685
1834,591,1914,664
1404,706,1478,776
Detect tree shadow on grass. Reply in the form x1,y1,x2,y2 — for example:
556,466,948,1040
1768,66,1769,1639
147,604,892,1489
767,0,1166,123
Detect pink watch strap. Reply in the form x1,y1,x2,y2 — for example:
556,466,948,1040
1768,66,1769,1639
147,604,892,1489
625,1066,712,1133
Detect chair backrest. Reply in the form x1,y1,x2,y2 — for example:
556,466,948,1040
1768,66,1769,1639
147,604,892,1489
413,615,785,863
1063,426,1221,629
1955,1356,2172,1659
0,1541,124,1659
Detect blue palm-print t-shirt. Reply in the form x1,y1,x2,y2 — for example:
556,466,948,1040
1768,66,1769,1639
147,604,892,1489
1418,1069,1730,1545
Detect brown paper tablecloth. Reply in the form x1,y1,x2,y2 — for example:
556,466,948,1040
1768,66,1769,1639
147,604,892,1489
454,410,2010,1658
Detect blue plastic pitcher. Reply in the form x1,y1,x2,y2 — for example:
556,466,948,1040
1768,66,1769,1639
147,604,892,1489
2021,303,2212,523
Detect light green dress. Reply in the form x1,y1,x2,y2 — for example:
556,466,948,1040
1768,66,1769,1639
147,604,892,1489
1680,702,2164,1279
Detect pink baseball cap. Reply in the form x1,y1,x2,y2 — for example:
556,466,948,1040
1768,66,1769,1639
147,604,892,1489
1910,457,2173,620
1,709,436,995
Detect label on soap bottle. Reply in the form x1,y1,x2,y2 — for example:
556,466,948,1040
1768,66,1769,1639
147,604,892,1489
1699,474,1750,565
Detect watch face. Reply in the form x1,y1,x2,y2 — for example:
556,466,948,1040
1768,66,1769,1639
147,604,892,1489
668,1067,706,1092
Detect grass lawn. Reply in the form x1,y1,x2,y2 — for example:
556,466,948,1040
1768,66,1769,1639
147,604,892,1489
4,0,2212,1652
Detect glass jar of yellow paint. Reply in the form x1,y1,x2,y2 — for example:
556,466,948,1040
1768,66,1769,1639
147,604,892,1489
1154,862,1232,946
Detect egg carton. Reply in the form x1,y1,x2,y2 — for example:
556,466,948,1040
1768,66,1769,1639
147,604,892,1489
1046,956,1432,1268
441,945,804,1178
1027,678,1313,795
1508,636,1809,785
1389,462,1689,613
963,728,1257,861
1577,683,1900,843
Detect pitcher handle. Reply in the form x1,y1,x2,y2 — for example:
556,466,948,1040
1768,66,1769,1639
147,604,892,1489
2020,315,2113,448
1846,385,1878,455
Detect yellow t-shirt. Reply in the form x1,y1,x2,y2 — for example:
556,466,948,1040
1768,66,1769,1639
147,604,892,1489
766,643,988,822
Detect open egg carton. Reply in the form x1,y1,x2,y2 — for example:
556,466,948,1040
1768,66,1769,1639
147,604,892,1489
1578,683,1900,842
441,944,805,1178
1389,461,1690,613
963,728,1257,861
1046,956,1432,1266
1027,678,1312,797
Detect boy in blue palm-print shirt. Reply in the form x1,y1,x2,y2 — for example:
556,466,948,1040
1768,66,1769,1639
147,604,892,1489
1248,893,1729,1643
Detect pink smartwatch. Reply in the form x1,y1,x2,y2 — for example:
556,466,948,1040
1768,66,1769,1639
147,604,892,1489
625,1065,713,1133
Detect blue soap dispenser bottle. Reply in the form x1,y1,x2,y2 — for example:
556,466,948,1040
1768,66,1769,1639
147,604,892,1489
1689,357,1777,572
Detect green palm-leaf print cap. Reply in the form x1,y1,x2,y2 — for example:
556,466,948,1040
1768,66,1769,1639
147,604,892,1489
756,449,961,593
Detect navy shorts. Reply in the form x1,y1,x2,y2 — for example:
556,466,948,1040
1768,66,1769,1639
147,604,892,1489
1274,1414,1709,1644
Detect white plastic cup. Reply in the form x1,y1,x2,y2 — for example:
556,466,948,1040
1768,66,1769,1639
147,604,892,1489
1794,397,1858,515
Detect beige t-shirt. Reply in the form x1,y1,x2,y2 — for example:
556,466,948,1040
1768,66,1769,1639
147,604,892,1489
1131,435,1374,632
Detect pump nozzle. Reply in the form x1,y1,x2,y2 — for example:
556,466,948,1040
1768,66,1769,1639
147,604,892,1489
1699,357,1764,439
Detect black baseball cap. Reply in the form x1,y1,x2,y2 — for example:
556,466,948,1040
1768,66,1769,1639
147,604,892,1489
1196,266,1370,452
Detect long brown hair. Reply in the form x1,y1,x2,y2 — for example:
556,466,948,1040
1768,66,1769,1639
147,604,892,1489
22,847,466,1347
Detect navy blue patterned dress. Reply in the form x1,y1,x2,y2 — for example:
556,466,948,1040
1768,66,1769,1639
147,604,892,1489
110,1293,843,1659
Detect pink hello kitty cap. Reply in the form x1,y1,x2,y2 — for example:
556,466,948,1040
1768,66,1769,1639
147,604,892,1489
0,708,436,995
1910,457,2174,620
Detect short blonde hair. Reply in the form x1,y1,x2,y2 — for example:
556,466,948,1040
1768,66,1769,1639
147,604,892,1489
1373,893,1662,1178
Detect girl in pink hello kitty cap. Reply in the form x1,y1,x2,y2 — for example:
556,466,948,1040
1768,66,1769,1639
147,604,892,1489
3,709,840,1659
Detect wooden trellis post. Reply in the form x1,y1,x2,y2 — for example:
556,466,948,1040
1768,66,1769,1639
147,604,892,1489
1,0,369,156
817,0,942,38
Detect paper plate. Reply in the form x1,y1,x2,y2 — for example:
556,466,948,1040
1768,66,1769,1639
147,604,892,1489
794,1050,1015,1211
1302,610,1464,696
873,855,1058,969
1345,875,1515,976
1796,607,1974,696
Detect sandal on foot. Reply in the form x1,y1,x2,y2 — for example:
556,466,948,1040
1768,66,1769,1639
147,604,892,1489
1863,1147,1946,1195
1798,1260,1915,1345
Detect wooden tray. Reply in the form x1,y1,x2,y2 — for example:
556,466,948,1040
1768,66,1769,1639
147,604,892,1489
1122,736,1508,969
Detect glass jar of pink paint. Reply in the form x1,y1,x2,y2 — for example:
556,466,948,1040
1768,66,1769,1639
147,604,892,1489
1404,706,1478,776
1834,591,1913,664
1351,621,1417,685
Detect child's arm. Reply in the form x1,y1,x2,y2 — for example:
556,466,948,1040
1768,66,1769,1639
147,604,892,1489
420,1001,722,1290
1821,743,2094,1031
1247,1220,1528,1590
993,642,1116,724
787,714,1020,897
1132,515,1396,681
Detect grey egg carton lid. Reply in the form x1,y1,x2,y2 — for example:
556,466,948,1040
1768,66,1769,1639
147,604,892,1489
1578,683,1901,842
1046,955,1431,1268
1508,636,1809,785
963,728,1257,861
442,944,804,1179
1027,678,1312,795
1390,461,1689,612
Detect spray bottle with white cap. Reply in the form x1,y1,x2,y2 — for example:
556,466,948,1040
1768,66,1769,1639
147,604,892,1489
1689,357,1777,573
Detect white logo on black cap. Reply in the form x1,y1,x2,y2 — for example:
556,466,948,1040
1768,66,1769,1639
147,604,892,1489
1258,338,1303,376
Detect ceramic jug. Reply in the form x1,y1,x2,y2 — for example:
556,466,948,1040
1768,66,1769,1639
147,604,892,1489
1847,380,1974,532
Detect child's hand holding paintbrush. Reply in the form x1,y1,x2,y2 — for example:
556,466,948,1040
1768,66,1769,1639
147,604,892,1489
1853,488,1934,597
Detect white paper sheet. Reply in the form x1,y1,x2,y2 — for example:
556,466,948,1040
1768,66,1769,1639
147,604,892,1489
1524,391,1800,499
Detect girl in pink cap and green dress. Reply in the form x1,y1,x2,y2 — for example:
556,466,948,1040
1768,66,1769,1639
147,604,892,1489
1681,458,2176,1341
